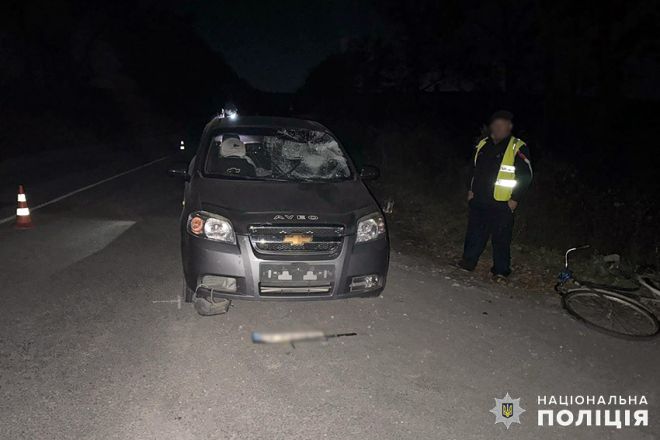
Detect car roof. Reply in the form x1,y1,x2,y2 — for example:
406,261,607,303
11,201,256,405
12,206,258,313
204,115,331,133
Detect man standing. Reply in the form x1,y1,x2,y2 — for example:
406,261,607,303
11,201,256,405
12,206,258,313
459,110,533,280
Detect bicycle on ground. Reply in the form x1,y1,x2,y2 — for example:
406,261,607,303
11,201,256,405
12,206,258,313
555,245,660,338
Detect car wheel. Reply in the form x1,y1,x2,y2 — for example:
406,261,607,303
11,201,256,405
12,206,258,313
358,287,384,298
183,278,194,303
358,291,382,298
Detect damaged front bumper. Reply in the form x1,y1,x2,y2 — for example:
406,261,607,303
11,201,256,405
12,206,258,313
182,233,388,300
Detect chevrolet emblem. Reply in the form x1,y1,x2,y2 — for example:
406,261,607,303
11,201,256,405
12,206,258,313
283,234,313,246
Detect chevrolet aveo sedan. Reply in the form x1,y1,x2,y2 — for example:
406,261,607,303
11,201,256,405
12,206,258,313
170,115,389,313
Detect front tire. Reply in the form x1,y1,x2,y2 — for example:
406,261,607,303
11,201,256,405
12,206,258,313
183,278,194,303
358,287,385,298
562,288,659,339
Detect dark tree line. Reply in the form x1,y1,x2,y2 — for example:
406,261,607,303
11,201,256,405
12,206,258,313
298,0,660,265
302,0,660,99
300,0,660,151
0,0,253,156
298,0,660,196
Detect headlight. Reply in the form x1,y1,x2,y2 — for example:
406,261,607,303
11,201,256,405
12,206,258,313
355,212,386,244
187,211,236,244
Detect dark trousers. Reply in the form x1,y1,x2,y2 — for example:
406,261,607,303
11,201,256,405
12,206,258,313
462,200,514,276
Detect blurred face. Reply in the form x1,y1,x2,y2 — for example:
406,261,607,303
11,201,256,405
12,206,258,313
489,119,513,142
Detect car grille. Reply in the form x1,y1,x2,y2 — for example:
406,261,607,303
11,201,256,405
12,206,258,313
248,225,344,256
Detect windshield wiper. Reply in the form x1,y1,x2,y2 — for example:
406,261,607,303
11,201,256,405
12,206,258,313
218,175,272,181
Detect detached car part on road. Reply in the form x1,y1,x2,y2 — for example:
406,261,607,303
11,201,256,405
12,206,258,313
170,116,389,314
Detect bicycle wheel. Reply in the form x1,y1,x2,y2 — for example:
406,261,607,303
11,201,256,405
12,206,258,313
575,277,640,293
562,288,660,338
639,276,660,297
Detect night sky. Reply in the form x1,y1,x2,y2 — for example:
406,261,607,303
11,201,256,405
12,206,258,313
190,0,383,92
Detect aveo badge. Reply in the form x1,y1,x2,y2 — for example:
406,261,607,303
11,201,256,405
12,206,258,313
273,214,319,221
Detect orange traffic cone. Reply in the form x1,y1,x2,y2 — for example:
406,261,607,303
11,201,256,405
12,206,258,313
15,185,33,229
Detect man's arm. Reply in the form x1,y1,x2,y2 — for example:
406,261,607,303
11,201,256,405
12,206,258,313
467,150,475,199
511,144,532,202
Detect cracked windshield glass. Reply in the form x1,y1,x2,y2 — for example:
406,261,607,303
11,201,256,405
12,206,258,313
205,128,351,181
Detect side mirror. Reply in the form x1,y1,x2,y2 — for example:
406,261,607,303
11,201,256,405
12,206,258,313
360,165,380,181
168,168,190,181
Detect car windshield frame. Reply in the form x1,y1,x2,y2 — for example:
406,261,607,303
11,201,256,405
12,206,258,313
201,126,355,182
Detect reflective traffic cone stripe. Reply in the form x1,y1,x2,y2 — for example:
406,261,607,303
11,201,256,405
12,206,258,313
15,185,33,229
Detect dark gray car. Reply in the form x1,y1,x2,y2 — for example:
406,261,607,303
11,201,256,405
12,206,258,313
170,115,389,311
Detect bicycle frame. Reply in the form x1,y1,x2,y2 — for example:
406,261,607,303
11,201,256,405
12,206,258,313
557,245,660,338
639,276,660,299
563,245,590,270
557,245,658,298
556,245,590,291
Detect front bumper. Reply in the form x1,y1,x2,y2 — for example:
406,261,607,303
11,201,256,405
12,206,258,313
182,233,388,300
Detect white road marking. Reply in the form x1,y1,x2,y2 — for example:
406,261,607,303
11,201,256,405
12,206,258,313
152,296,183,310
0,156,169,225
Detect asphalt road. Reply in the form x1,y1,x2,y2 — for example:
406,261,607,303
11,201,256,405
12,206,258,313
1,159,658,440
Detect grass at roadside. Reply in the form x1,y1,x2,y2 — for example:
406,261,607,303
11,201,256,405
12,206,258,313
369,179,651,296
369,179,563,294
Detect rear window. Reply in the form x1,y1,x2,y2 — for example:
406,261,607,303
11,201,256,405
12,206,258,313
204,127,352,182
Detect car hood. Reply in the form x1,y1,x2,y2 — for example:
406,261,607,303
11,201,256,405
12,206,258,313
194,177,379,234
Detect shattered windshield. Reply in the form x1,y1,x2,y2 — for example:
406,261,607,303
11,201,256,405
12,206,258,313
204,127,352,181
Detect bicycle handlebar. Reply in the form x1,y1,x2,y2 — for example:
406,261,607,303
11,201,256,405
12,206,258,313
564,245,590,269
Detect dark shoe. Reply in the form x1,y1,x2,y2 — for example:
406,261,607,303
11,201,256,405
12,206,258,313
492,274,508,284
457,259,476,272
490,267,511,277
194,297,231,316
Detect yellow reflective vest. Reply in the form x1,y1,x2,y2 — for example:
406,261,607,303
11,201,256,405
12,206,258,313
474,136,526,201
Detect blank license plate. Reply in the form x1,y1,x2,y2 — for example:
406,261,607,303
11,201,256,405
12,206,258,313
260,264,335,282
